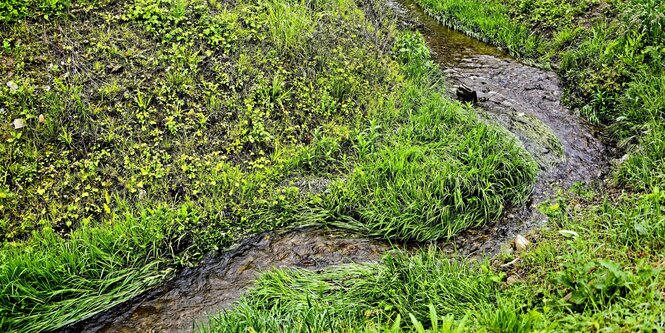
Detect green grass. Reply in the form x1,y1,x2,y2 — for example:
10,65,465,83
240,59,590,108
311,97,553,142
203,186,665,332
201,249,506,333
0,204,196,332
318,33,536,241
200,1,665,332
0,0,537,331
410,0,543,58
328,93,536,240
409,0,665,191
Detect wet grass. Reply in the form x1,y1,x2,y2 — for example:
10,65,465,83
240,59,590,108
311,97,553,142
0,0,537,331
410,0,665,191
204,186,665,332
409,0,543,58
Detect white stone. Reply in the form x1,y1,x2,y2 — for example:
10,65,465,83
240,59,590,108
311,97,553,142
12,118,25,129
514,234,530,251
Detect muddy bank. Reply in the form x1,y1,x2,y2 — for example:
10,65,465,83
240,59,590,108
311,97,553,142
61,228,389,333
389,0,609,256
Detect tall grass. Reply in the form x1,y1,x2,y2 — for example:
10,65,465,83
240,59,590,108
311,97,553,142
325,32,536,241
0,205,195,332
201,2,665,332
0,1,539,331
262,0,314,55
201,248,505,333
203,187,665,333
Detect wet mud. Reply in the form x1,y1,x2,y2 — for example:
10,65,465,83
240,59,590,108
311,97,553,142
63,1,610,331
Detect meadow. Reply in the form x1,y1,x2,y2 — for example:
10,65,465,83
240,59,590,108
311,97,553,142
1,0,663,331
0,0,537,331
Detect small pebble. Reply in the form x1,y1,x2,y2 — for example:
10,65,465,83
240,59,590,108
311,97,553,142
12,118,25,129
514,234,530,251
6,81,18,92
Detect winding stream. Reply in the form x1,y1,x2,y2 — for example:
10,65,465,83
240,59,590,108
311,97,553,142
61,1,609,332
62,228,389,332
389,0,609,256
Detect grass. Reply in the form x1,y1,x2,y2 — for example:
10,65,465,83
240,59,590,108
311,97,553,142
4,0,663,331
410,0,543,58
0,0,537,331
199,0,665,332
202,249,503,333
203,186,665,332
323,34,536,241
0,204,193,331
409,0,665,190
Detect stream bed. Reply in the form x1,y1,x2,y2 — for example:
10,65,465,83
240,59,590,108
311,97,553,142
388,0,609,255
61,1,609,331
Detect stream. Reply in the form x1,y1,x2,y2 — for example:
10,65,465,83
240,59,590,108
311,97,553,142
388,0,609,255
61,1,609,332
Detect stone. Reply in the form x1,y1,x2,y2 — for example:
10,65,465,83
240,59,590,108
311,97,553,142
6,81,18,92
456,84,478,104
12,118,25,129
514,234,530,251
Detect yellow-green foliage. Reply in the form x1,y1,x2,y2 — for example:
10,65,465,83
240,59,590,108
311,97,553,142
0,0,397,241
0,0,538,330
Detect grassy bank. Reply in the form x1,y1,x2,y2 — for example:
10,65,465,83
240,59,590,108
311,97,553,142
410,0,665,191
201,0,665,332
204,187,665,332
0,0,536,331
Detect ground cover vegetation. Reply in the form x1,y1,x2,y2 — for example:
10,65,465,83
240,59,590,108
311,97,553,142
0,0,537,331
412,0,665,190
204,186,665,332
201,0,665,332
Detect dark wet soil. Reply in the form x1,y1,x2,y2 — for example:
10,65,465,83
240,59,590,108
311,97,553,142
62,1,610,332
62,228,388,333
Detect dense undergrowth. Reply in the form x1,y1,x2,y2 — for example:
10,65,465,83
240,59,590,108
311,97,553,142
0,0,536,331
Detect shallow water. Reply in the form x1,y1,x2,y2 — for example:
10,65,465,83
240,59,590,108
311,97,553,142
62,228,389,332
387,0,609,255
62,1,609,331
